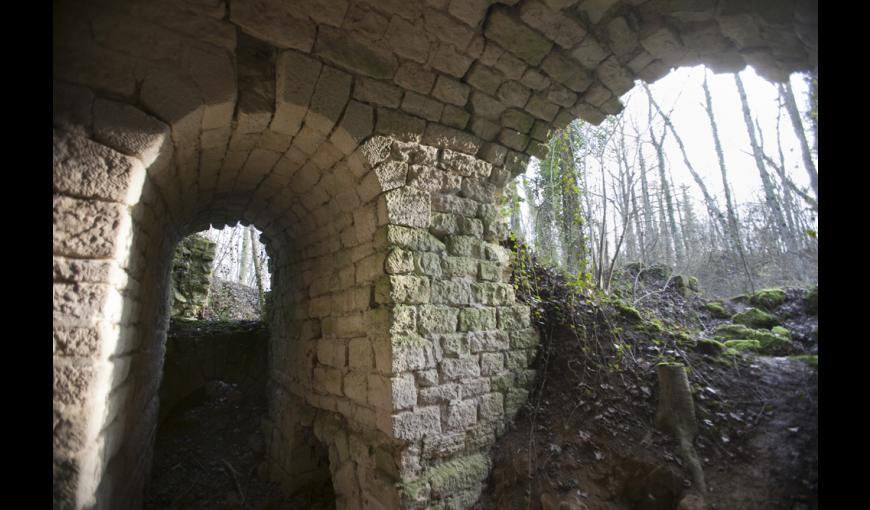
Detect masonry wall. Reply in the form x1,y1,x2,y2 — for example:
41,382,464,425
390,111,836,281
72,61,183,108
54,0,816,508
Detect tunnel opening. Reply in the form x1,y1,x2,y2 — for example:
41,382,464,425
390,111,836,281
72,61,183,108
143,227,336,509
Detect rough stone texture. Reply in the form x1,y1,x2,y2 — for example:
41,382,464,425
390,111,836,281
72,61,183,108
53,0,815,508
168,234,216,319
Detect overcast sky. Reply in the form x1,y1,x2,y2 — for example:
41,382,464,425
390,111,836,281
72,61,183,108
523,65,817,227
630,65,815,206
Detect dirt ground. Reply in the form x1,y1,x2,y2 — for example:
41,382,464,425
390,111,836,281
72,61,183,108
144,343,334,510
145,255,817,510
474,250,818,510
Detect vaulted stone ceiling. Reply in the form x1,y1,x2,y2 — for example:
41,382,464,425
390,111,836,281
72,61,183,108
53,1,817,509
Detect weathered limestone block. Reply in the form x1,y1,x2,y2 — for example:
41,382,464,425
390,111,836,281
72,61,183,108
54,132,147,206
53,196,128,259
485,8,553,66
231,0,315,51
315,26,398,79
380,187,432,228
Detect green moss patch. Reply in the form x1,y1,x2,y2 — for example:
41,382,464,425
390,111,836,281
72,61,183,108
704,301,729,318
732,308,778,329
612,300,643,323
713,322,792,354
724,339,762,352
748,288,786,310
790,354,818,368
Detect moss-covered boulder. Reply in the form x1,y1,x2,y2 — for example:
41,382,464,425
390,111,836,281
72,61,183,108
713,323,791,355
732,307,778,329
724,339,762,352
752,330,791,354
688,276,699,292
748,288,786,310
713,323,757,340
805,285,818,315
612,299,643,323
694,338,726,355
704,301,729,319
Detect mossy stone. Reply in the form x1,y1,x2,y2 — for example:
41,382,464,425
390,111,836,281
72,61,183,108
713,323,756,340
748,288,786,310
771,326,790,338
724,339,762,352
695,338,726,355
704,301,729,319
805,285,818,315
613,300,643,323
732,307,778,329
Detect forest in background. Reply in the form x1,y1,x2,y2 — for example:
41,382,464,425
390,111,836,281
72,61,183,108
509,66,818,298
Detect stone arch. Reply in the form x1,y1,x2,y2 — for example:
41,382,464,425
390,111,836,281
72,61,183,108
54,1,816,509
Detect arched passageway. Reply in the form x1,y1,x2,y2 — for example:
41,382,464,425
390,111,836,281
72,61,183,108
53,1,816,508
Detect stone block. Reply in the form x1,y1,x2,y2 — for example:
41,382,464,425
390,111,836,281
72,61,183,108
441,105,471,129
484,7,553,65
395,62,438,95
380,186,431,228
441,358,481,381
422,124,482,155
54,131,147,205
331,100,374,155
315,26,398,79
429,43,474,79
272,51,322,136
375,275,431,305
53,195,127,259
418,383,461,405
313,366,344,395
470,116,501,141
468,331,509,353
386,16,430,64
432,75,471,106
431,280,474,306
417,305,460,335
459,307,497,332
480,353,505,376
509,328,539,349
385,248,415,274
478,392,505,421
570,35,609,69
424,7,476,49
447,399,478,430
423,432,466,459
376,108,427,143
442,256,478,278
392,406,442,440
231,0,315,50
353,78,403,108
519,0,587,48
402,92,444,122
392,373,418,410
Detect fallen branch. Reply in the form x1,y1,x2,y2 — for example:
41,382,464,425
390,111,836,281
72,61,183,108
221,459,247,508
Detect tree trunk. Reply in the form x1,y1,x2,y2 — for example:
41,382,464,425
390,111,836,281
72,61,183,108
780,80,818,202
734,72,790,251
239,225,251,285
249,226,266,311
702,71,754,292
656,363,707,495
